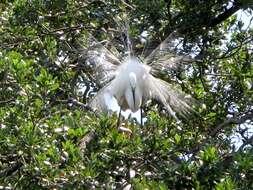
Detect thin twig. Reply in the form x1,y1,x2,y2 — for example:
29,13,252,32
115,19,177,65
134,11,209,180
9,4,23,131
0,161,23,177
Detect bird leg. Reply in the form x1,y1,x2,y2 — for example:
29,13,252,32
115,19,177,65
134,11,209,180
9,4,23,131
117,107,133,137
117,107,122,128
140,106,143,127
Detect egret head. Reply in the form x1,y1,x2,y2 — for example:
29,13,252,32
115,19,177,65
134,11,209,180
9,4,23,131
129,72,137,89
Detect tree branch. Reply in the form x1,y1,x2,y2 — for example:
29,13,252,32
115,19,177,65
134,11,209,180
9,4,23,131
189,110,253,154
0,98,15,106
164,0,172,18
79,131,97,151
210,111,253,137
208,1,241,27
0,161,23,177
238,134,253,152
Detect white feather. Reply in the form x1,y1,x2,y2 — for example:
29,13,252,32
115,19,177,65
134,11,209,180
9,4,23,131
86,32,196,120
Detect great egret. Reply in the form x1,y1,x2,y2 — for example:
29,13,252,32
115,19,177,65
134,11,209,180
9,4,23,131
84,32,195,125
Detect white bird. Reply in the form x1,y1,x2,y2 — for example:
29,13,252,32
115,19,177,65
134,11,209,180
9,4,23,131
84,32,195,124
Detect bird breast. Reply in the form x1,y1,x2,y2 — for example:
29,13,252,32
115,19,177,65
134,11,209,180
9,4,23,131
112,56,149,112
125,85,142,112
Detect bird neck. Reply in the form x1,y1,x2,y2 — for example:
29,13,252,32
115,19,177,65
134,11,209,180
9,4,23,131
129,72,137,89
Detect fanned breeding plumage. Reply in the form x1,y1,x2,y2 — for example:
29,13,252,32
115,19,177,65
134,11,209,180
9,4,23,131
84,36,120,87
144,32,195,76
85,31,196,121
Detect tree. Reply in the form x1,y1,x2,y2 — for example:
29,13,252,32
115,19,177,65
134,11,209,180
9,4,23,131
0,0,252,189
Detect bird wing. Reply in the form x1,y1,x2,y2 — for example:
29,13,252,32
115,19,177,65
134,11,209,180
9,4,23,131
144,31,195,75
83,35,121,87
144,75,194,120
89,81,113,113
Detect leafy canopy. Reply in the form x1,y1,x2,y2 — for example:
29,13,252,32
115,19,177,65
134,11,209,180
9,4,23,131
0,0,252,189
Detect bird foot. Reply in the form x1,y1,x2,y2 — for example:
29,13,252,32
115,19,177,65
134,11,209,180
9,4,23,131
118,126,132,138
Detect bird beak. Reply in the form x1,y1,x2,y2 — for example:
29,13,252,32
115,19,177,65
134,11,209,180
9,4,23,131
131,88,136,106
